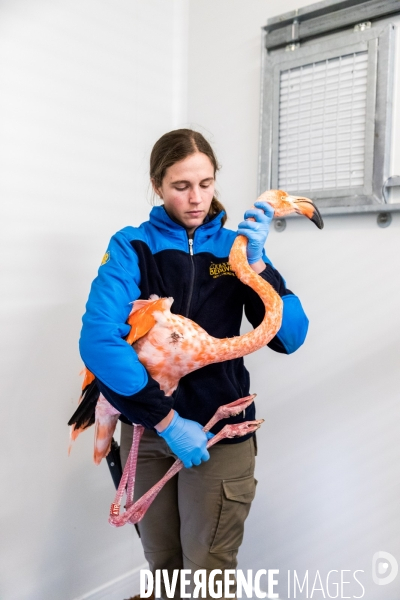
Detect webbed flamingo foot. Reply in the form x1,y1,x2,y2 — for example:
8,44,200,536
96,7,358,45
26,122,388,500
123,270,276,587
204,394,256,431
207,420,264,446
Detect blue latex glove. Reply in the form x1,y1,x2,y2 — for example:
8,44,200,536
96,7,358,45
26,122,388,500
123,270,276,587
237,201,275,264
157,411,214,468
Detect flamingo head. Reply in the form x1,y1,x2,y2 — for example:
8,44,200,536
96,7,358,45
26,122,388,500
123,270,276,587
256,189,324,229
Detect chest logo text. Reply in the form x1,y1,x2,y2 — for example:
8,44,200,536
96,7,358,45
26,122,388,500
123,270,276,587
209,261,236,278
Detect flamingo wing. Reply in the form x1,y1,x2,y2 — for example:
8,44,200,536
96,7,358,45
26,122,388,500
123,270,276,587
126,296,170,345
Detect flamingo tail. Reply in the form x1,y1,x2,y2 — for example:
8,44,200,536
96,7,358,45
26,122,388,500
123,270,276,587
68,379,100,437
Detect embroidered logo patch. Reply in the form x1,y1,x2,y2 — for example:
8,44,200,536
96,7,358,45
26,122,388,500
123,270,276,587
101,251,110,266
209,261,236,278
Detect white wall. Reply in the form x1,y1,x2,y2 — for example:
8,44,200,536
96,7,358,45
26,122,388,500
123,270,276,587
0,1,187,599
187,1,400,599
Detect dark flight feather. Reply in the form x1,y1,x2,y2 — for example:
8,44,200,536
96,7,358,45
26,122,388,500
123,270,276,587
68,380,100,430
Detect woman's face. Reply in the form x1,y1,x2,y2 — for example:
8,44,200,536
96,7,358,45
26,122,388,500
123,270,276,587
153,152,215,234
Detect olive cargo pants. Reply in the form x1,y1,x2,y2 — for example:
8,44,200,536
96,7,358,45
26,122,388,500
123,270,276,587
120,424,257,600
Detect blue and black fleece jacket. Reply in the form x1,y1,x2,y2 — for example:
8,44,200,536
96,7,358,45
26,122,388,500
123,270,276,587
79,206,309,442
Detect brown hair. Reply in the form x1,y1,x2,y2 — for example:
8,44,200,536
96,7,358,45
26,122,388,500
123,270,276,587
150,129,227,226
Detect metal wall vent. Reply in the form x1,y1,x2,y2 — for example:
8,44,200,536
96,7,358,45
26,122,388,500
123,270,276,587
259,0,400,216
278,51,368,193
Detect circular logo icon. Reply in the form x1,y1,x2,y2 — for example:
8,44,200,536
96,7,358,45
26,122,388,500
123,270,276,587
372,551,398,585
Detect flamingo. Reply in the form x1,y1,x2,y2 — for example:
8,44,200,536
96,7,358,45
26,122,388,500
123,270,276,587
69,190,323,524
122,191,323,395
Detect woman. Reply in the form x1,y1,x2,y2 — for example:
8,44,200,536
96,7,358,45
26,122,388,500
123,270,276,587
79,129,308,599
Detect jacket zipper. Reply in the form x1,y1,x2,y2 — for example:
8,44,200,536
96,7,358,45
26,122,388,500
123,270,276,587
185,236,196,317
173,237,195,404
168,214,221,404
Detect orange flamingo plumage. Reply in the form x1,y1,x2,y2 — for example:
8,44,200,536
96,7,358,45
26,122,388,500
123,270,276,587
69,190,323,464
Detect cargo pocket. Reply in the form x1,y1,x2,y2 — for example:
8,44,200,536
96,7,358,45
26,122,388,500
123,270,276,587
210,475,257,553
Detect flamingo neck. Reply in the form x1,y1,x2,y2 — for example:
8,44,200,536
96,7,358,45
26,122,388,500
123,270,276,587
207,235,283,361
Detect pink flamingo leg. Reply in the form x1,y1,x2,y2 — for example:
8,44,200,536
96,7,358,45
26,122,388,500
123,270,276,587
109,395,262,527
109,424,144,517
125,425,145,508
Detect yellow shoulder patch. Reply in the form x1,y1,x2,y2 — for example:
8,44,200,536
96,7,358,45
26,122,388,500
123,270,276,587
101,251,110,266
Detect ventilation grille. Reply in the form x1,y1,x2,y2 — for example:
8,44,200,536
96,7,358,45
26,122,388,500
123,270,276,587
278,51,368,192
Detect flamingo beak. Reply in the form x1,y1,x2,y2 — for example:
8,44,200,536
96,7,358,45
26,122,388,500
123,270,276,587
288,196,324,229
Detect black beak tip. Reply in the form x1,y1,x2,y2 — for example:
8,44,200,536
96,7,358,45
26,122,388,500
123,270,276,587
311,208,324,229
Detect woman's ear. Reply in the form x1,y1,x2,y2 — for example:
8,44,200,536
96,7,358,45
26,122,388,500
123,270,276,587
151,178,163,200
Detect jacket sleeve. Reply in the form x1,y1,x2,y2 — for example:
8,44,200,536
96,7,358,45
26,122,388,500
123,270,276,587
79,229,173,427
244,251,309,354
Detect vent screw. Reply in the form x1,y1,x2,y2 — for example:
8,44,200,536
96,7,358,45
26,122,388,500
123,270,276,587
274,219,287,232
354,22,371,32
377,212,392,228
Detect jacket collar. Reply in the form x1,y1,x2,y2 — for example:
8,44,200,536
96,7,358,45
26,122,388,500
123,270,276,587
149,205,225,244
